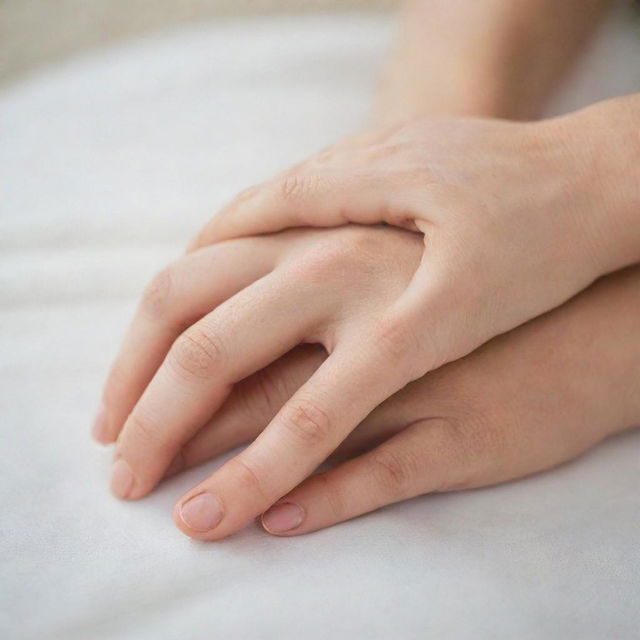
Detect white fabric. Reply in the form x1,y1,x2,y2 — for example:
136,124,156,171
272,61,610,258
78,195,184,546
2,9,640,640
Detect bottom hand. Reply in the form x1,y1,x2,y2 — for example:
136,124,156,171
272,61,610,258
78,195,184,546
171,265,640,537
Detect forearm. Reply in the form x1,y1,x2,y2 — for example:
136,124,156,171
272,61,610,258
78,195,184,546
375,0,614,124
551,92,640,275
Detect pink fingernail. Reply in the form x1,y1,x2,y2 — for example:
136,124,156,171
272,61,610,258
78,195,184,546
179,493,224,532
261,502,305,534
92,403,109,443
110,458,135,499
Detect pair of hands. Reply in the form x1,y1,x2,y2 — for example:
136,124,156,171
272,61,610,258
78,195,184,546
94,99,640,539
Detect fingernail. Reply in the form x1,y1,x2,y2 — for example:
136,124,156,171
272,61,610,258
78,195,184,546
92,403,108,442
179,493,224,532
261,502,305,534
110,458,135,499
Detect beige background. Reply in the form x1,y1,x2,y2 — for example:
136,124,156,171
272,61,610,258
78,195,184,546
1,0,397,84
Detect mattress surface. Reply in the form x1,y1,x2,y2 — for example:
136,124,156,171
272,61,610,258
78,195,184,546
1,9,640,640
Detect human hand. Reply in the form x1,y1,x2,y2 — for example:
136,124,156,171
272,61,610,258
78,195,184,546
192,95,640,379
97,225,429,533
95,222,640,540
171,266,640,537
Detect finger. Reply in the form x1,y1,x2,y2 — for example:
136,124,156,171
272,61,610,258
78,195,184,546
95,238,282,445
112,266,331,500
260,418,479,536
167,341,415,478
188,169,422,250
172,328,420,541
165,345,326,477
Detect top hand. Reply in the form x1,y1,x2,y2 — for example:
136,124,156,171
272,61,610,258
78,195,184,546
192,94,640,374
95,96,639,541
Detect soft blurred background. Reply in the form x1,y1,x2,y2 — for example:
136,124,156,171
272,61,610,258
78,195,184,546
1,0,396,83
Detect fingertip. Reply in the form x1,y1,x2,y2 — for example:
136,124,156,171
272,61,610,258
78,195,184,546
109,458,136,500
109,457,154,501
91,402,113,444
93,432,113,445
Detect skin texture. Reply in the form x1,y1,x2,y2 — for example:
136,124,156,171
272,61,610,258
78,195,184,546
96,224,640,539
94,2,640,539
210,266,640,536
193,94,640,272
102,227,427,510
190,97,640,395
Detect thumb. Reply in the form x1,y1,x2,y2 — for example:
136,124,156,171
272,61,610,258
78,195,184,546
188,169,422,251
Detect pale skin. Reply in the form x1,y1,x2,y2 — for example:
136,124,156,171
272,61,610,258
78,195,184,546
94,0,640,538
374,0,614,123
177,260,640,537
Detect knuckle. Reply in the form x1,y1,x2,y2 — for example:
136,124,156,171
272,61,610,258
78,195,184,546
296,242,346,282
295,251,332,283
279,398,333,447
141,265,173,316
126,412,162,448
374,314,424,377
375,315,412,358
331,226,376,257
169,326,226,380
228,455,272,503
279,171,319,202
368,447,418,497
296,228,374,282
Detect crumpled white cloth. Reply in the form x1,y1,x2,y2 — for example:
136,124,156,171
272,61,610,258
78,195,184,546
1,8,640,640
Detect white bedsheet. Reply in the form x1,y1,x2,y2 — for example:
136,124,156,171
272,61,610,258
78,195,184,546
2,8,640,640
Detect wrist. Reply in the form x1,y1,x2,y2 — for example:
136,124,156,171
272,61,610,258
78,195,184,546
374,64,524,125
546,94,640,277
374,16,532,124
